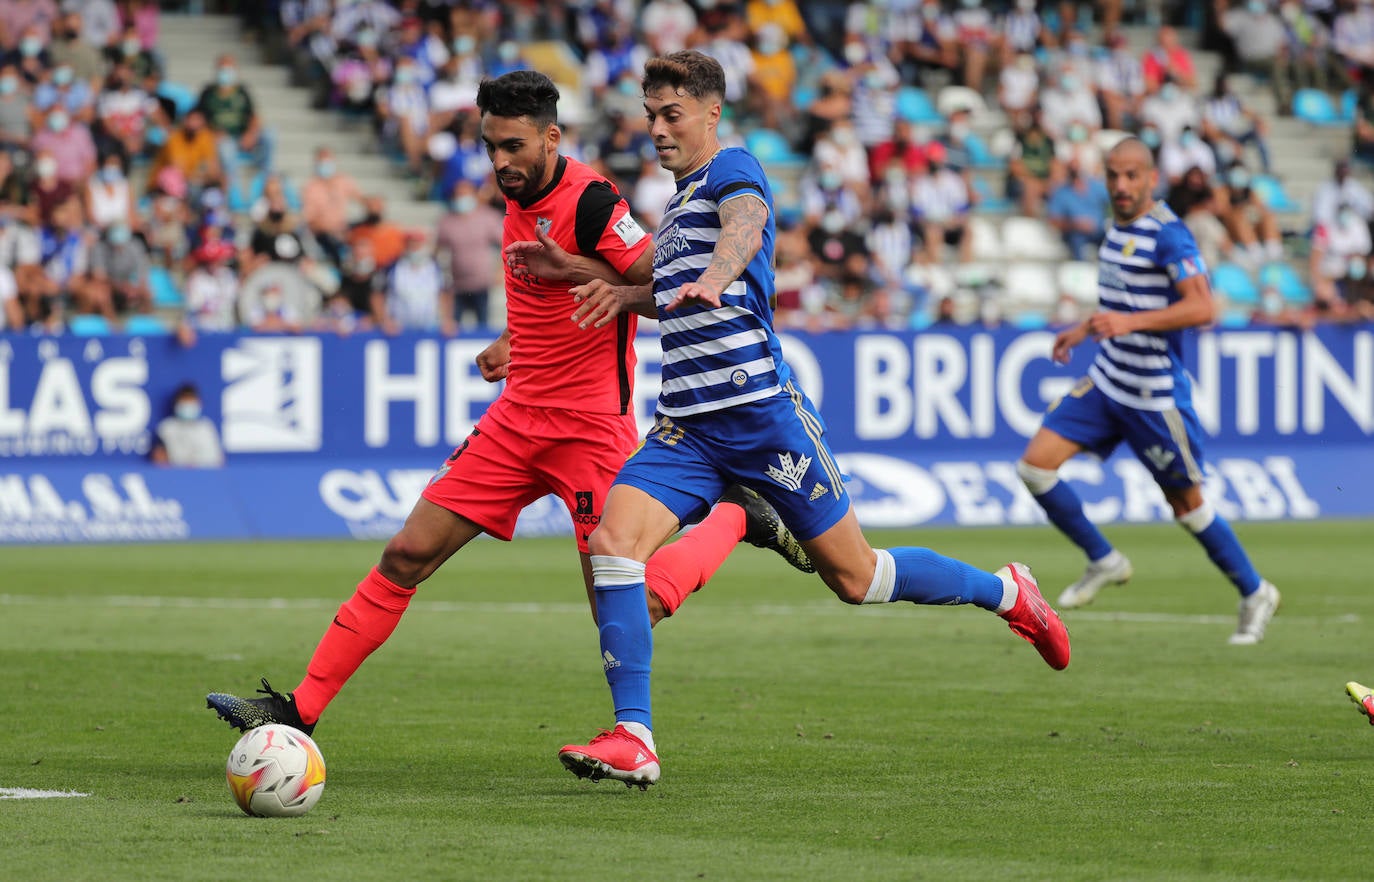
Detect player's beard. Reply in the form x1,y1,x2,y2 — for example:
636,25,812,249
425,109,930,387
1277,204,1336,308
498,154,548,203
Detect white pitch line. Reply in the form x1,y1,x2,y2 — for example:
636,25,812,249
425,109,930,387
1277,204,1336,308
0,788,90,799
0,594,1358,626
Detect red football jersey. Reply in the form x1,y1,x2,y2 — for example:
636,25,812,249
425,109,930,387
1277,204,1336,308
500,156,651,414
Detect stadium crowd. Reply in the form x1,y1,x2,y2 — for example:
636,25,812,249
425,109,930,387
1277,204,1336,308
0,0,1371,338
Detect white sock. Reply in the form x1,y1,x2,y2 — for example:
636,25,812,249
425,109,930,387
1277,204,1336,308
618,720,655,754
995,567,1019,614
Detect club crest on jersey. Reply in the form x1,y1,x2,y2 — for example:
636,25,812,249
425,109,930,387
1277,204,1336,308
765,452,811,492
730,369,748,387
536,216,552,235
1122,238,1136,257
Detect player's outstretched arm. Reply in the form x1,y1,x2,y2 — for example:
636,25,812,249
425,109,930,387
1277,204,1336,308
570,280,655,327
665,193,767,312
476,328,512,382
1051,321,1091,364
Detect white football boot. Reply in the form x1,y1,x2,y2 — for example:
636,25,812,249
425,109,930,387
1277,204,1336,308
1228,580,1280,645
1057,551,1133,609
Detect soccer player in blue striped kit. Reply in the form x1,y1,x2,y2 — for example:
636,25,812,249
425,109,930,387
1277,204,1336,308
1015,136,1279,645
547,51,1070,789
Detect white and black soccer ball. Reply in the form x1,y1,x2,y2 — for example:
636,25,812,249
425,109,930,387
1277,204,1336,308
225,724,326,817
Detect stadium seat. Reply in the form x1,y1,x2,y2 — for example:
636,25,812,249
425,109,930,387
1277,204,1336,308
744,128,806,170
1001,216,1069,260
967,216,1003,261
1342,88,1358,122
896,86,944,125
150,266,183,308
1211,261,1260,305
123,314,172,335
1003,261,1058,309
1093,129,1132,153
970,175,1011,213
1056,260,1100,305
67,314,111,336
1258,261,1311,304
987,126,1016,160
156,80,197,119
1251,174,1300,213
1293,89,1347,127
964,132,1006,170
936,85,989,120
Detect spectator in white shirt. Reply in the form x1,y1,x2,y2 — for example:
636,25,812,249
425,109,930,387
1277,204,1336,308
1311,157,1374,229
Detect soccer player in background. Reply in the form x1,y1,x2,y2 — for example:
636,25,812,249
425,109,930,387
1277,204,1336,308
1014,137,1279,644
543,51,1070,790
204,71,812,738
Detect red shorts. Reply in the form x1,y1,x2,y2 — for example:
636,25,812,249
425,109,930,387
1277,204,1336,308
420,396,639,552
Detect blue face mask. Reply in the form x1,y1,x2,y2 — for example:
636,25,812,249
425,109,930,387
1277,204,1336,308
451,195,476,213
216,66,237,87
453,35,475,54
48,111,68,132
107,224,132,245
19,37,41,58
53,67,72,86
0,76,16,95
99,165,122,183
316,160,335,178
175,401,202,421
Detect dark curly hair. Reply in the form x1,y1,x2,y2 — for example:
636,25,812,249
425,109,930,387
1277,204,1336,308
475,70,560,129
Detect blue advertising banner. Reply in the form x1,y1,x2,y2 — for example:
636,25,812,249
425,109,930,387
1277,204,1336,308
0,324,1369,542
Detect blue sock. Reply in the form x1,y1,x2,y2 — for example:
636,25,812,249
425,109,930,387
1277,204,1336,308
1178,505,1262,596
1032,480,1114,562
590,555,653,729
884,547,1007,612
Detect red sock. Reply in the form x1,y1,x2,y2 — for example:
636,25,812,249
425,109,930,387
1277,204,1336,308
292,567,416,722
645,502,745,616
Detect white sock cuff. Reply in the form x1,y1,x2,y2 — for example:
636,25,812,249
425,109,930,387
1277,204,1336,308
590,554,646,588
995,566,1018,614
1176,501,1216,534
861,549,897,604
1016,459,1060,496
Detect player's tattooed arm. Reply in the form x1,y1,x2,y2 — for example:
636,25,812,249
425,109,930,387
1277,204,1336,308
665,193,767,311
697,193,766,297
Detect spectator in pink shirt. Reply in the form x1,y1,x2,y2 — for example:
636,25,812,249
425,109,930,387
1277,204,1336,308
0,0,59,51
29,104,95,185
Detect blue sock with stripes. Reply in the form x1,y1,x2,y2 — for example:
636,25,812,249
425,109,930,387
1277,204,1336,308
590,555,653,729
872,547,1009,612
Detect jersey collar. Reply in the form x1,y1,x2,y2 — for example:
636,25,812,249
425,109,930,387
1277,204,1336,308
515,155,568,209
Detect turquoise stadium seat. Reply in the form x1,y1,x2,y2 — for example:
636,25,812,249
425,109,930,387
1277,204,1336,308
1251,174,1300,212
745,128,805,170
971,175,1011,213
1342,89,1358,121
896,86,944,125
964,133,1005,170
123,314,172,335
157,81,197,119
1211,262,1259,305
1293,89,1346,127
150,265,183,308
1259,261,1311,304
67,314,111,336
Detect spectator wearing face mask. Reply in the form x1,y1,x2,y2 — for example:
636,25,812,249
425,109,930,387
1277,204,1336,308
1041,65,1102,141
84,153,135,233
1046,158,1111,261
301,146,363,266
29,148,75,228
1140,75,1201,146
1310,201,1374,316
375,55,429,179
1142,26,1197,93
5,24,52,85
94,62,153,162
1221,0,1293,114
87,220,151,317
48,11,103,82
179,234,239,342
912,141,972,264
1217,161,1284,267
378,230,450,335
151,108,223,194
103,24,161,82
0,61,30,156
196,53,275,186
434,178,502,331
34,61,95,126
1159,125,1218,187
29,103,96,186
150,383,225,469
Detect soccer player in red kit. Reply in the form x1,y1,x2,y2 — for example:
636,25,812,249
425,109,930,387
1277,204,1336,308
205,70,811,738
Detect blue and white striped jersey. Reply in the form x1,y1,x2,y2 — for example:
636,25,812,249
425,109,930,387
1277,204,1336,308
1092,201,1207,412
651,147,792,417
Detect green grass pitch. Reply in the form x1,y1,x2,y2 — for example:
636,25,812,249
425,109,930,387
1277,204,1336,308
2,520,1373,881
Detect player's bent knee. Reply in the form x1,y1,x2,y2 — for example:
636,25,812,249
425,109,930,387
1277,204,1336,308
1016,459,1060,495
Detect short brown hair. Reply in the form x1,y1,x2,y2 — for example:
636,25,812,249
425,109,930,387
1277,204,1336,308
642,50,726,103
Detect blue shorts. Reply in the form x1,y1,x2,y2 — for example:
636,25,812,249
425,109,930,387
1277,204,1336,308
1041,376,1207,489
614,380,850,541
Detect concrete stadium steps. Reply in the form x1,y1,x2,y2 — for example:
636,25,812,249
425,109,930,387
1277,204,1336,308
158,14,442,232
